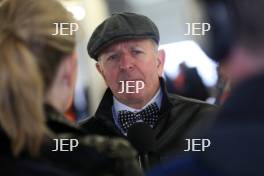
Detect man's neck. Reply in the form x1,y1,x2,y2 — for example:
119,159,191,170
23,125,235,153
124,101,149,110
114,88,162,111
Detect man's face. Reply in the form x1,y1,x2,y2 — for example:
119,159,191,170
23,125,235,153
96,39,165,108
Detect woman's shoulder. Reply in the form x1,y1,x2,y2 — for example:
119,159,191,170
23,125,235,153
41,134,143,176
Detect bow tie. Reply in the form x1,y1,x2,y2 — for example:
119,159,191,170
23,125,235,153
118,103,160,133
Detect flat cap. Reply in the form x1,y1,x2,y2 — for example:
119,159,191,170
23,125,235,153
87,12,160,60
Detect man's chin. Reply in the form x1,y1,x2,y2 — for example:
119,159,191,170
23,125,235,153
117,92,146,104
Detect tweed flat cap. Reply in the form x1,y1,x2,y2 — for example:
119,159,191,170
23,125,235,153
87,12,160,60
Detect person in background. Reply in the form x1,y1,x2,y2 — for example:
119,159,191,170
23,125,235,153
81,12,217,169
173,62,209,101
0,0,142,175
147,0,264,175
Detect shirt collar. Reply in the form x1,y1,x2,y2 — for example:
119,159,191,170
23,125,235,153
112,88,163,135
113,88,162,113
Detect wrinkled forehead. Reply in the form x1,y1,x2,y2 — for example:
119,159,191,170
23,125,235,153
100,38,155,55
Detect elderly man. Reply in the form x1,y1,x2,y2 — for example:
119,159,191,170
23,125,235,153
81,12,216,167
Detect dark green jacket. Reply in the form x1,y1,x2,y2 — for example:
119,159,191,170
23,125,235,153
80,79,217,165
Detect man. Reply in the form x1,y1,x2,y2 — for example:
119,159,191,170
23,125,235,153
81,12,216,167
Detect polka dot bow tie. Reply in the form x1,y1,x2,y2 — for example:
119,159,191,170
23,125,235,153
118,103,160,133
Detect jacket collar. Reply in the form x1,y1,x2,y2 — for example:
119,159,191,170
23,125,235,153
45,104,85,135
94,77,173,135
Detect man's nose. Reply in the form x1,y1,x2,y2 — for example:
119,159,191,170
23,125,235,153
119,54,134,70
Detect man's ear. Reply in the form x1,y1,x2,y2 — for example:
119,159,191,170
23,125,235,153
96,62,103,75
96,62,107,80
157,49,165,76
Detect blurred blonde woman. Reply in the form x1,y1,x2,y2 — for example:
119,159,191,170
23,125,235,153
0,0,142,175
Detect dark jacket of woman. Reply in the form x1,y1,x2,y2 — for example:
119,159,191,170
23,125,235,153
0,105,143,176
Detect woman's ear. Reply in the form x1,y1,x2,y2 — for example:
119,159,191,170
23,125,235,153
61,52,77,86
157,49,165,76
45,52,77,113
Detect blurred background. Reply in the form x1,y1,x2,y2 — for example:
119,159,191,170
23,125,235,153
59,0,219,122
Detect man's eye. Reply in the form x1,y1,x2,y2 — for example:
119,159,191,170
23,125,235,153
108,54,119,60
132,50,142,55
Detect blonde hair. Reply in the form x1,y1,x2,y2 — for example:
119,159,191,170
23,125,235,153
0,0,76,156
